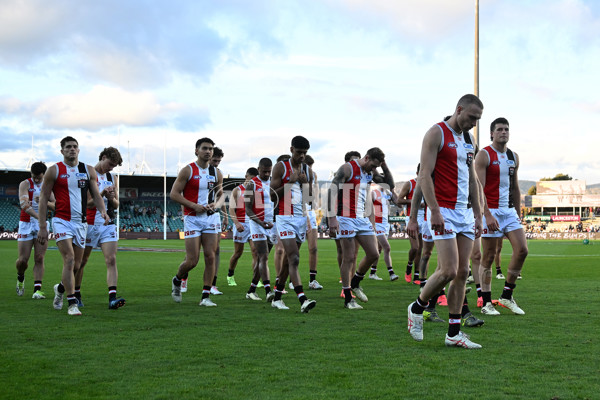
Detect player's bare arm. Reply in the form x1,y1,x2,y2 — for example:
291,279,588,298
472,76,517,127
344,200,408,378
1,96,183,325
512,153,522,217
468,155,482,238
244,180,272,229
419,125,444,233
406,183,423,239
19,180,39,220
87,166,109,225
396,181,412,206
36,164,57,245
326,163,351,236
372,161,395,191
170,166,207,214
474,149,499,231
229,186,244,231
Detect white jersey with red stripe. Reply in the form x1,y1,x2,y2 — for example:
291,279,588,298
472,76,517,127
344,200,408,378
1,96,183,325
182,162,216,216
338,159,373,218
482,145,515,209
433,122,475,209
277,160,306,217
19,178,42,223
86,172,114,225
251,176,273,223
371,187,390,224
53,161,90,223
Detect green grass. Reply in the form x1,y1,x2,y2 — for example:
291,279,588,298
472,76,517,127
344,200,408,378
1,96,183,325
1,239,599,400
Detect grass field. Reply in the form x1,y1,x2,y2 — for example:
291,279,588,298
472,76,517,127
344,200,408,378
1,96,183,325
1,238,599,400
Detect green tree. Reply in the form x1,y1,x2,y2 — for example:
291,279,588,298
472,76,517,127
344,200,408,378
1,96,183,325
539,173,573,181
527,185,536,195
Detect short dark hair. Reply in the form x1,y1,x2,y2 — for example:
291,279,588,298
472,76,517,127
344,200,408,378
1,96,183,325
31,162,47,175
457,94,483,110
212,147,224,158
291,135,310,150
276,154,290,162
366,147,385,163
60,136,78,148
344,151,361,162
99,147,123,166
304,155,314,166
195,137,215,148
258,158,272,168
246,167,259,177
490,117,509,132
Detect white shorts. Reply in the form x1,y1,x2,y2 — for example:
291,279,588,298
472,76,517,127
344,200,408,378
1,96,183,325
52,217,87,248
249,219,278,244
307,210,317,230
277,215,307,243
482,208,523,238
213,213,222,233
183,214,218,239
18,219,40,242
233,222,251,243
427,207,475,241
337,216,375,239
375,221,389,236
417,211,434,243
86,224,118,248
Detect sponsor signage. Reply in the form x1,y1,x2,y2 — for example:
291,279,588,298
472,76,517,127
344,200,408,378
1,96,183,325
120,188,139,199
523,215,551,222
550,215,580,222
140,191,165,198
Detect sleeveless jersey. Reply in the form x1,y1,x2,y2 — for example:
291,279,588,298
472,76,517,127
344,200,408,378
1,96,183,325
338,159,373,218
432,122,474,209
86,171,115,225
406,178,417,216
234,184,247,223
250,176,273,222
19,178,42,223
372,187,390,224
53,162,90,223
182,162,217,216
277,160,308,217
482,145,516,208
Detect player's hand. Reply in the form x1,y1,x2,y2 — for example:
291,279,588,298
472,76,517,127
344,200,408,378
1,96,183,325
101,211,110,225
484,211,499,232
430,209,445,235
37,226,48,245
297,172,308,184
193,204,207,214
235,222,244,232
328,217,339,238
406,220,419,239
474,215,483,239
262,221,273,229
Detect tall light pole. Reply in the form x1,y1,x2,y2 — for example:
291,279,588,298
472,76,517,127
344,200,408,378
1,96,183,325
474,0,480,148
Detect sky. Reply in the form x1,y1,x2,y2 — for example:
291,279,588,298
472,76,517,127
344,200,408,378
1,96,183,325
1,0,600,185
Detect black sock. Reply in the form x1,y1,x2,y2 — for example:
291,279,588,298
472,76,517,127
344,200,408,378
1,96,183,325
17,274,25,283
248,279,259,293
67,294,77,306
448,313,462,337
108,286,117,301
74,286,81,300
343,287,352,304
202,285,210,299
413,271,420,280
482,291,492,305
428,293,439,309
264,280,271,294
181,272,189,280
461,298,470,317
411,296,428,314
387,266,395,275
350,272,365,289
406,262,413,275
370,266,377,275
57,282,65,293
294,285,307,304
274,283,284,301
228,269,235,277
309,270,317,283
172,276,181,287
420,279,427,288
212,276,217,286
496,267,502,274
34,281,42,292
501,281,516,299
476,284,482,298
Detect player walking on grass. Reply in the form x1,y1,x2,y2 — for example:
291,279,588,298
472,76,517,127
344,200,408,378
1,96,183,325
270,136,317,313
368,182,399,281
406,94,484,348
397,167,421,283
303,155,323,290
170,138,223,307
227,168,259,287
475,117,528,316
15,162,55,299
244,158,278,305
37,136,108,316
328,147,395,310
75,147,126,310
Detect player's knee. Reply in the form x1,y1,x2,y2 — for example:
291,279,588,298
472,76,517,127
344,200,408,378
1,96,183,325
515,246,528,261
16,257,28,268
308,247,318,256
441,269,458,282
105,254,117,268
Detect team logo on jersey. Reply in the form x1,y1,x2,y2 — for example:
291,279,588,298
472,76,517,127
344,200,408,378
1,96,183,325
207,176,216,182
60,174,69,179
509,167,515,176
78,179,88,189
506,160,515,166
193,175,200,179
355,176,361,180
463,143,474,151
492,160,501,165
75,173,87,179
466,152,474,166
448,142,458,149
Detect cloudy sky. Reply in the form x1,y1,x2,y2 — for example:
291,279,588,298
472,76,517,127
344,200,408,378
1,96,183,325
1,0,599,184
